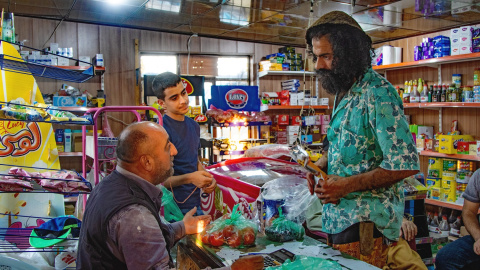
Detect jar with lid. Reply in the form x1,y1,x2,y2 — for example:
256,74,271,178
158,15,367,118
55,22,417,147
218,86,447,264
474,68,480,86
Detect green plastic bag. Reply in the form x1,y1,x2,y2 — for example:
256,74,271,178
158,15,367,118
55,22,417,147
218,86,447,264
160,186,184,222
265,207,304,242
265,255,342,270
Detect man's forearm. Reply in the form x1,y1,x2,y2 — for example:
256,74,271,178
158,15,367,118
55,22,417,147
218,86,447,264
163,175,191,188
344,167,418,194
463,211,480,241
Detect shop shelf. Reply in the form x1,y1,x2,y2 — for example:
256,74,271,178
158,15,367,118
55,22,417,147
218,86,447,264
267,105,330,110
258,70,315,78
419,150,480,161
373,52,480,73
404,102,480,108
212,121,271,127
59,106,90,112
58,152,83,157
0,54,95,83
51,65,105,75
425,199,480,214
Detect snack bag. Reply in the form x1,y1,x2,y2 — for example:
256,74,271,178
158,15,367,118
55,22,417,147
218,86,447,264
200,204,257,248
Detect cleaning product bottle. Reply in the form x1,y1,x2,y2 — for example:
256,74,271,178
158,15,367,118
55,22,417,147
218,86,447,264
429,212,440,233
449,216,461,237
439,215,450,236
2,12,15,43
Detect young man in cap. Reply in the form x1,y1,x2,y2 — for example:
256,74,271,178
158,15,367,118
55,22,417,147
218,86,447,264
77,122,263,269
305,11,420,268
152,72,216,216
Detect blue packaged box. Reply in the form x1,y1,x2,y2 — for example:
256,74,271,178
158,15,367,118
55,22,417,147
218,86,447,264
53,96,87,107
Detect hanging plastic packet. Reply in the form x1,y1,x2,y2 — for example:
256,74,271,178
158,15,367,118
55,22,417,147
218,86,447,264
160,186,184,222
265,208,304,242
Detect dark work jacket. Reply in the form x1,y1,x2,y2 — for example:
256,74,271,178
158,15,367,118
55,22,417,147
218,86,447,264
76,170,173,269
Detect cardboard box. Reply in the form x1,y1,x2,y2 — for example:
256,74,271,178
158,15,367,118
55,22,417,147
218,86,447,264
418,126,434,139
469,144,477,156
321,125,329,134
314,115,322,125
301,135,313,144
78,56,91,67
416,138,426,151
457,141,476,154
57,57,69,66
93,53,104,67
439,135,475,154
275,115,289,125
73,130,83,152
426,139,434,150
321,115,330,125
291,116,302,126
53,96,87,107
319,98,329,105
286,125,300,132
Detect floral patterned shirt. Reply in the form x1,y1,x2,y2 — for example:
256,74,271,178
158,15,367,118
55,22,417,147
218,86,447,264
323,68,419,240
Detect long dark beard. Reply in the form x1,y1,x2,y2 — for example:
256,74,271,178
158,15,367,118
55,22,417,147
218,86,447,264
316,69,353,96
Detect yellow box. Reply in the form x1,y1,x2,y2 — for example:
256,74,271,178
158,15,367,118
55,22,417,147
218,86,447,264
416,138,425,150
438,135,475,154
430,187,443,200
269,63,283,71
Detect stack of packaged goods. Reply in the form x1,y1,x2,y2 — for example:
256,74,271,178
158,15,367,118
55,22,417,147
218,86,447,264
427,157,476,203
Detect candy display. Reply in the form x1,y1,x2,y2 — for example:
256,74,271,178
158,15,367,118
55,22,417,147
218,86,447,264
200,204,257,248
0,100,92,124
1,167,92,193
206,105,270,124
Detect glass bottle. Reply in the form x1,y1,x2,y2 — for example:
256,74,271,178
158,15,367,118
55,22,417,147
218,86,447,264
432,84,438,102
441,84,447,102
428,84,433,102
403,81,410,103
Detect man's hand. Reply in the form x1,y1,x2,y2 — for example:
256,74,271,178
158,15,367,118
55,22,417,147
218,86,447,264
474,239,480,255
202,177,216,194
189,171,215,189
400,218,417,241
313,175,349,204
183,207,211,234
231,255,264,270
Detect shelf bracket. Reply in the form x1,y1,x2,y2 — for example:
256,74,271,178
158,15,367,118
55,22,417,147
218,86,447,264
438,64,442,85
439,107,442,133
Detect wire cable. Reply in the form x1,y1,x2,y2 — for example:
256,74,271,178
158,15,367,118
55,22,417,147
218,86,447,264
42,0,78,48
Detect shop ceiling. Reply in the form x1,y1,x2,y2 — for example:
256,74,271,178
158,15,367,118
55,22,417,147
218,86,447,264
1,0,480,46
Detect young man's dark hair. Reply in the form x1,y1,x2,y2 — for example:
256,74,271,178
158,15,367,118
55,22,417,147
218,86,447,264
305,13,374,95
151,71,182,100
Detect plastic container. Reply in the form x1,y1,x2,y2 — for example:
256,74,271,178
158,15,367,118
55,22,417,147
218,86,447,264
429,212,440,233
439,216,450,236
64,129,72,152
474,68,480,86
449,216,461,237
452,74,462,89
2,12,15,43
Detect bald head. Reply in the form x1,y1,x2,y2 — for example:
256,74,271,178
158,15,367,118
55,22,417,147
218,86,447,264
116,122,164,163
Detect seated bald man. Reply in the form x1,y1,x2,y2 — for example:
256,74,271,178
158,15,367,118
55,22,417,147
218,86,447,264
77,122,263,270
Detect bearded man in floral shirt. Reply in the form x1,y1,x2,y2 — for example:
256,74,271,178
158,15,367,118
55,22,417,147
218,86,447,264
305,11,420,268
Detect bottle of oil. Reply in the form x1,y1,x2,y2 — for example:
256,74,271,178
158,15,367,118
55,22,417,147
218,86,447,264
441,84,447,102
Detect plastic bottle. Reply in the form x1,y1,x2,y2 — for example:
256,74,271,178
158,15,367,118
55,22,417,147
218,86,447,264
410,80,419,103
403,81,410,103
439,215,450,236
432,84,438,102
448,210,457,225
420,79,429,102
449,216,461,237
64,129,72,152
429,212,440,233
2,12,15,43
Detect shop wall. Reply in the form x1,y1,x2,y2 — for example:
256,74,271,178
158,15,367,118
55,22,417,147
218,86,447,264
14,16,322,135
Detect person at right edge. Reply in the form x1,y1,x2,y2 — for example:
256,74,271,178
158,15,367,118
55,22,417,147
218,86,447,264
435,168,480,270
305,11,423,269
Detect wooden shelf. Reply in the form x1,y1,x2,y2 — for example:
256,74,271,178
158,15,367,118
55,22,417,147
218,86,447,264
420,150,480,161
425,199,464,211
425,199,480,214
373,52,480,73
404,102,480,108
258,70,315,78
267,105,330,110
58,152,83,157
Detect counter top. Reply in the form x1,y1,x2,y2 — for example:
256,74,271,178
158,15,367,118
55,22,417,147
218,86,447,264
179,234,380,270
